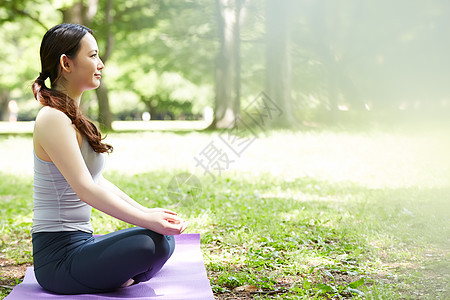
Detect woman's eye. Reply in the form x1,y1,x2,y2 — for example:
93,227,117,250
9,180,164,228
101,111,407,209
91,54,97,57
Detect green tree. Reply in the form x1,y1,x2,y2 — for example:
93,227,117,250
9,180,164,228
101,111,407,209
103,0,217,120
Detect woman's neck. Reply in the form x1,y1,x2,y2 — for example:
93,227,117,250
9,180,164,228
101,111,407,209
53,84,82,107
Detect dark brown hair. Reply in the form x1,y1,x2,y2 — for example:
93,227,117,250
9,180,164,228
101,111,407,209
32,23,112,153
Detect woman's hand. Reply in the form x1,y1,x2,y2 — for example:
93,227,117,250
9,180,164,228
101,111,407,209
145,210,188,235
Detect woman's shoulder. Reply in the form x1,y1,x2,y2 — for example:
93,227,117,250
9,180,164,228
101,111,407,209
36,106,71,124
35,106,73,132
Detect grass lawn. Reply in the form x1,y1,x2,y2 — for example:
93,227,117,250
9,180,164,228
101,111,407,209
0,120,449,299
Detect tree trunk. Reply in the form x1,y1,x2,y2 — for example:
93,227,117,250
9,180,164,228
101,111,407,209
60,0,98,26
0,90,10,121
96,81,113,131
232,0,243,121
265,0,297,128
208,0,239,130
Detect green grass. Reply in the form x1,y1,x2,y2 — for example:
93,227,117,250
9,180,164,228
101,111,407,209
0,120,449,299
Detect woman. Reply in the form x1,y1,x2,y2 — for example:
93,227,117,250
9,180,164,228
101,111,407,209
31,23,188,295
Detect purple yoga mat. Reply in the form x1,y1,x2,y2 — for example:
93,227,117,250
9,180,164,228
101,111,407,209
5,233,214,300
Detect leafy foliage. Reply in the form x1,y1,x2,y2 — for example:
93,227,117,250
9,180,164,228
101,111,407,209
2,0,450,122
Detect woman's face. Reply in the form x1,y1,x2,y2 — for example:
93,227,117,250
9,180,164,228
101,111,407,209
67,33,104,91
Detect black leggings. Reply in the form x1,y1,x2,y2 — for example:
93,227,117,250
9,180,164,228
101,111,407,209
32,227,175,294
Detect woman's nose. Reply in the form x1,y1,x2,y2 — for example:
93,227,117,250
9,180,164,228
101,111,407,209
98,58,105,70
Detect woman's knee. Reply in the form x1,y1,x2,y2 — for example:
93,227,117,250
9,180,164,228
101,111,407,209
140,233,174,261
131,235,175,283
164,235,176,258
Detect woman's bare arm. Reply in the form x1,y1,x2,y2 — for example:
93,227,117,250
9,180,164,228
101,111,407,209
34,106,186,235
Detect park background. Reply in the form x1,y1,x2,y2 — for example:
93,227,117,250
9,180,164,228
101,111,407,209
1,0,449,299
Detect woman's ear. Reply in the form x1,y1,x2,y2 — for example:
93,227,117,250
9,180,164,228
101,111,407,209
59,54,72,73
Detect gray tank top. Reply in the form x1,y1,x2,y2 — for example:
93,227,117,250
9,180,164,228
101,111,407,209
31,134,106,234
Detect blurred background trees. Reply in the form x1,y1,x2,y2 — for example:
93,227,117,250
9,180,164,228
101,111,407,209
0,0,449,130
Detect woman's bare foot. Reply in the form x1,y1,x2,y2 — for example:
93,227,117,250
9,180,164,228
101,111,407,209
121,278,135,288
